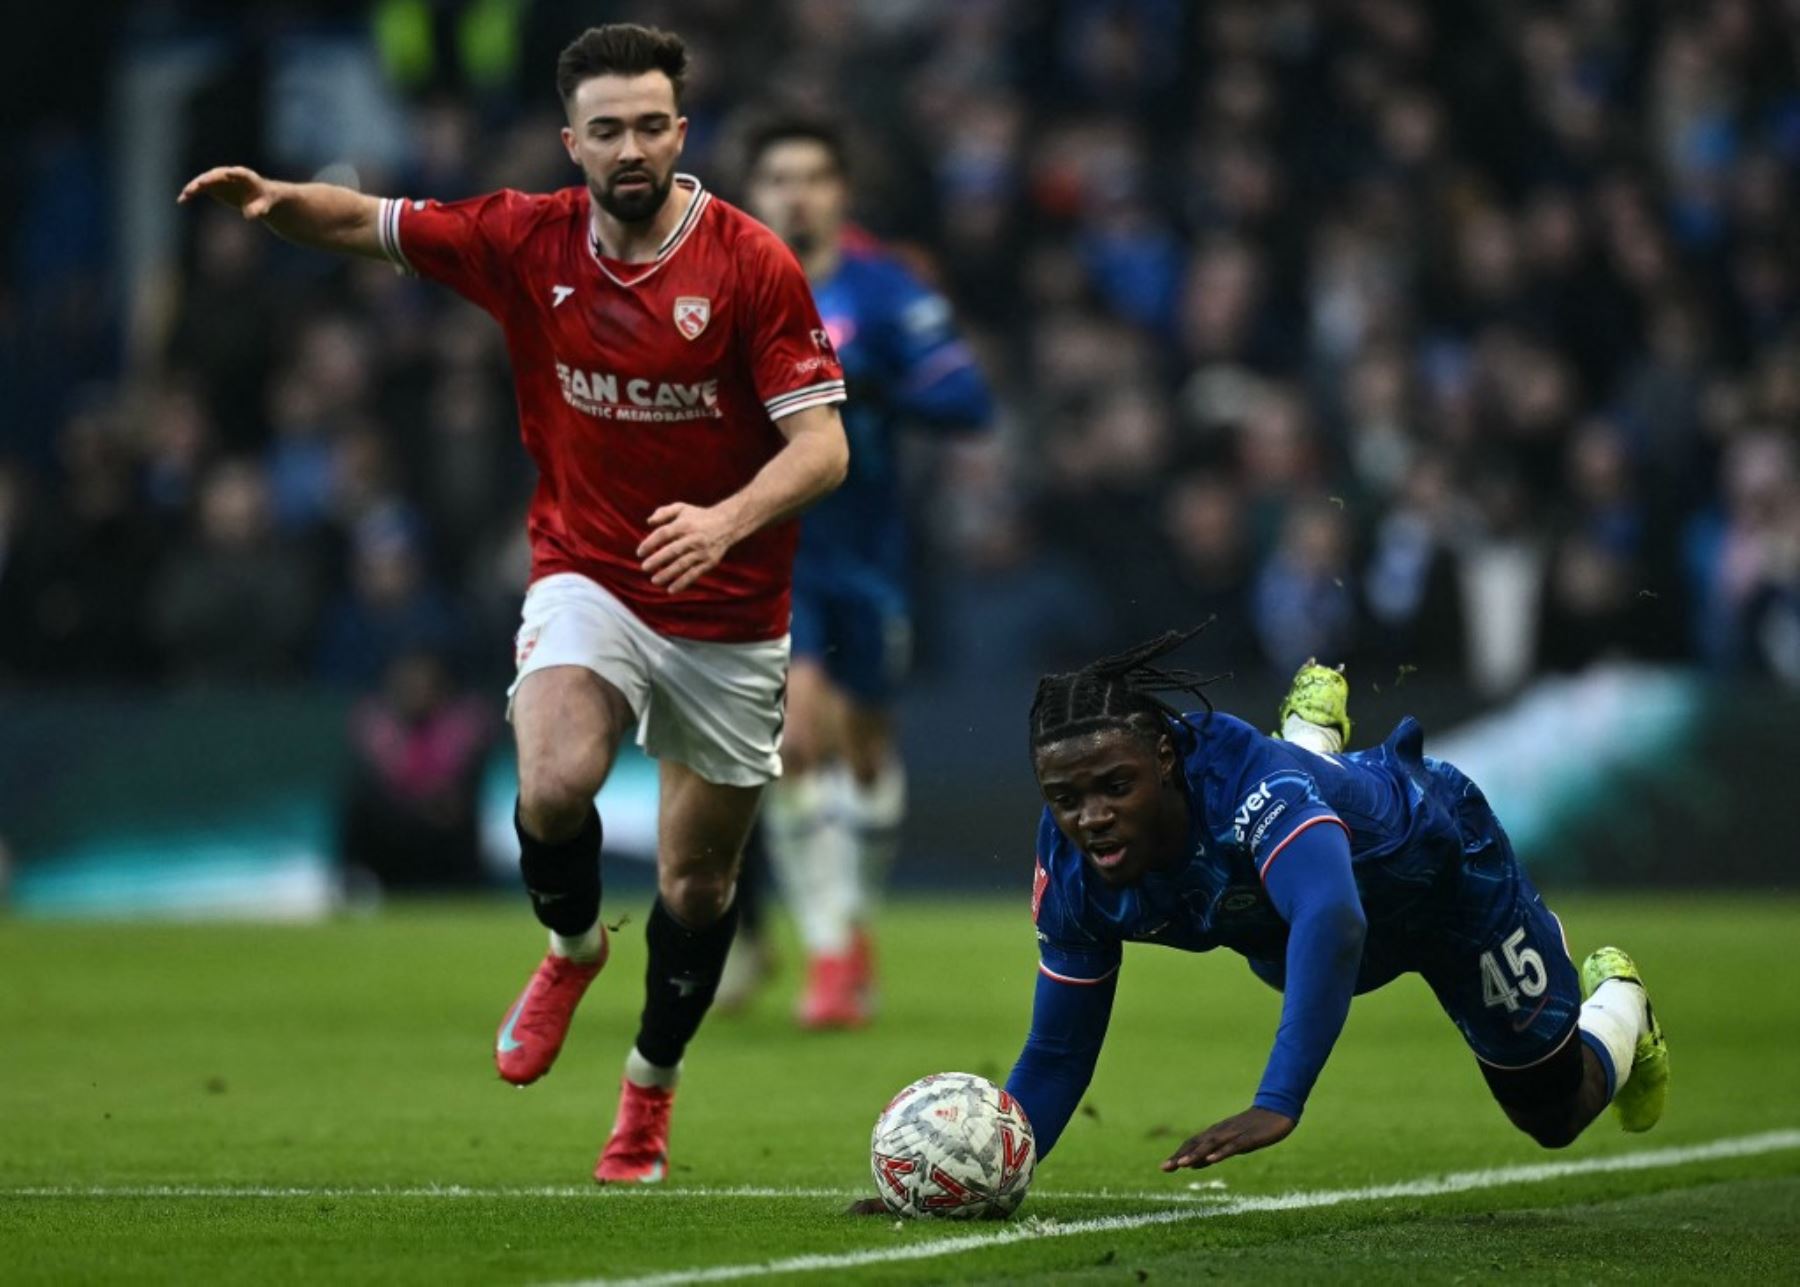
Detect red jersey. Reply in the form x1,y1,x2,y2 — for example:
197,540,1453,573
375,176,845,642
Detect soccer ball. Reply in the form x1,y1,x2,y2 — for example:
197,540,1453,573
869,1072,1036,1220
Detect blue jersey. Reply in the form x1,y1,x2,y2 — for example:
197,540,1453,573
1009,712,1581,1158
796,237,990,591
1033,714,1487,990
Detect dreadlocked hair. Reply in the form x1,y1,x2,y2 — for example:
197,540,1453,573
1028,622,1225,756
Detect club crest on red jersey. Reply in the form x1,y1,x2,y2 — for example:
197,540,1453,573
673,296,711,340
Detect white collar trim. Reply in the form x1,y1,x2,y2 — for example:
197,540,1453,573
587,174,709,288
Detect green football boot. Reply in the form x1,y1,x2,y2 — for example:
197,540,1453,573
1581,946,1668,1133
1276,659,1352,747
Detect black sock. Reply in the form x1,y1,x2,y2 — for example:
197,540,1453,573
515,801,602,936
633,895,739,1068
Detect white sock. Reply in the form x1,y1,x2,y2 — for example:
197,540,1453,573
763,773,854,954
623,1046,680,1091
1282,714,1343,755
549,923,604,962
1578,978,1646,1099
836,759,906,924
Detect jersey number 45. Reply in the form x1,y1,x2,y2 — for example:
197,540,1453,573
1480,927,1548,1012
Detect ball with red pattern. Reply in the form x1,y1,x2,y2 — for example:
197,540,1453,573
869,1071,1036,1220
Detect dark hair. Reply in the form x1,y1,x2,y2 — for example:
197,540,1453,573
1028,624,1223,757
556,24,688,106
743,112,849,177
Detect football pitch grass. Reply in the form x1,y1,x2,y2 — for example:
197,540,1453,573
4,891,1798,1284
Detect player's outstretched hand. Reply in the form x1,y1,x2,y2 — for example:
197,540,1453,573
177,166,283,219
639,502,740,593
1161,1106,1295,1171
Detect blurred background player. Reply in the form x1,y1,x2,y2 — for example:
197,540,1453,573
730,115,993,1026
179,24,849,1182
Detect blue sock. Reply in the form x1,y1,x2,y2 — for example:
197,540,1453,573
1580,1029,1619,1102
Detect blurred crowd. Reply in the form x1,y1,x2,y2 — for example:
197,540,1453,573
6,0,1800,704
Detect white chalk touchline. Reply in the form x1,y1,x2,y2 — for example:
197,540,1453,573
547,1128,1800,1287
0,1182,1227,1203
1,1184,850,1200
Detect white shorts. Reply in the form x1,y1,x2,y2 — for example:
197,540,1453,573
507,573,789,788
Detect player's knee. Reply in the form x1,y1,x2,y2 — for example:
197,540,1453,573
1481,1027,1591,1151
517,758,603,841
659,869,736,928
844,738,891,788
781,733,821,777
1517,1114,1581,1150
1500,1094,1584,1150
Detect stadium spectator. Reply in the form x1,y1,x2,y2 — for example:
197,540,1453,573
315,510,461,690
1361,450,1468,679
1251,498,1358,677
167,209,278,447
152,458,317,685
1536,418,1661,675
136,379,218,524
1686,430,1800,672
264,372,340,534
1159,469,1259,677
339,646,497,892
1460,463,1550,698
0,459,54,678
22,398,160,682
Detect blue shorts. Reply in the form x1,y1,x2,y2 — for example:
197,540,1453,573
1413,768,1582,1070
1243,752,1584,1073
789,576,912,705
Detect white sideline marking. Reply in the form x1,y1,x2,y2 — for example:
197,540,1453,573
0,1184,862,1200
548,1129,1800,1287
0,1183,1224,1203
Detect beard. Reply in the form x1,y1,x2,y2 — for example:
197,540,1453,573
593,166,674,224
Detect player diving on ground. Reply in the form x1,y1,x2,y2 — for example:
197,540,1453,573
993,629,1668,1176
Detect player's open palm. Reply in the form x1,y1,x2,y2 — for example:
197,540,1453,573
178,166,282,220
639,502,739,593
1162,1106,1295,1171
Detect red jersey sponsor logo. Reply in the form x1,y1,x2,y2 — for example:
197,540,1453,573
673,295,711,340
553,361,721,423
1031,862,1049,923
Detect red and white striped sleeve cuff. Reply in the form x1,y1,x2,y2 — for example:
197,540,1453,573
764,379,846,421
1256,814,1352,882
375,197,416,276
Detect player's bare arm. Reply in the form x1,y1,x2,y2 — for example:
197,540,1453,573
637,402,849,593
177,167,384,260
1162,1106,1296,1171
